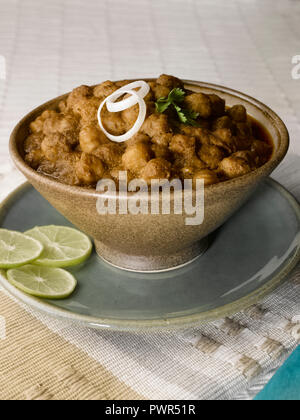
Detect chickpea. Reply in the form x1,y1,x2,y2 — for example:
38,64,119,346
186,155,207,171
74,97,101,124
148,82,170,100
93,81,117,99
198,143,225,169
25,149,44,169
152,133,173,148
169,134,195,157
122,143,152,174
140,158,172,184
58,100,67,113
218,154,252,179
30,117,44,133
122,103,139,130
184,93,212,119
125,133,150,148
75,153,105,185
233,150,255,164
212,116,234,131
227,105,247,122
212,129,237,153
24,134,44,169
54,152,81,186
110,167,135,184
41,134,70,163
24,134,42,153
156,74,183,89
41,110,58,120
101,106,127,136
141,114,172,140
43,113,77,137
95,143,123,167
179,125,210,145
79,126,108,154
66,85,92,110
193,169,219,187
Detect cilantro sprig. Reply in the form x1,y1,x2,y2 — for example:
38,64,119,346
155,88,199,126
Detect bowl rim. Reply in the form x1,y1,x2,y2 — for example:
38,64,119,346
9,79,290,198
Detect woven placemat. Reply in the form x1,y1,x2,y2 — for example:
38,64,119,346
0,290,143,400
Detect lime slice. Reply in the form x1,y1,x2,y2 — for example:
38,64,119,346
0,229,44,269
7,265,77,299
25,226,93,268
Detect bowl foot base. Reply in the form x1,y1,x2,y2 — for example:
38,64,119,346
94,238,210,273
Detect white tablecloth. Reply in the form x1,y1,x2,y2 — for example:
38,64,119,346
0,0,299,400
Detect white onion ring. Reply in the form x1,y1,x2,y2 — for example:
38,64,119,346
97,89,146,143
106,81,150,112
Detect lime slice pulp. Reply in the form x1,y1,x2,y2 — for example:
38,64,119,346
0,229,44,269
7,265,77,299
25,225,93,268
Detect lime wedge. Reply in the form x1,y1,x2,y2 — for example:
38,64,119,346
0,229,44,269
25,226,93,268
7,265,77,299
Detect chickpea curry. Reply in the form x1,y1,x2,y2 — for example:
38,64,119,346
24,74,273,188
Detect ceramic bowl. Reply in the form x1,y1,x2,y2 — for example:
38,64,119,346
9,80,289,272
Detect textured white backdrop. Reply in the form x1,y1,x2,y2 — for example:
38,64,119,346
0,0,299,400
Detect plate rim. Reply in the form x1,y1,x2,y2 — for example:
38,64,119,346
0,179,299,332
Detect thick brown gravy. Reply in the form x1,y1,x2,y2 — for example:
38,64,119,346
250,116,274,156
23,74,274,188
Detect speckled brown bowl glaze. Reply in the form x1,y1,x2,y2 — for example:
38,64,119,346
9,80,289,272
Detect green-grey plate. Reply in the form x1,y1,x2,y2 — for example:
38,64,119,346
0,179,299,331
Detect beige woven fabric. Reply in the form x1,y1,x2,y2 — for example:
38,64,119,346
0,292,143,400
0,0,299,400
